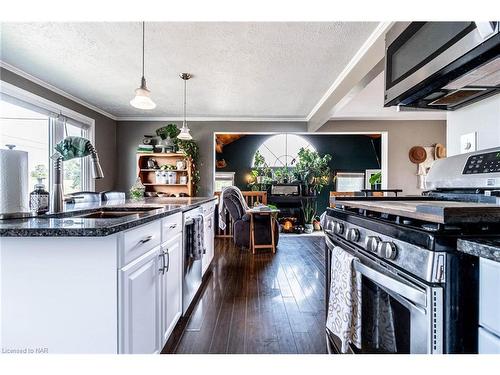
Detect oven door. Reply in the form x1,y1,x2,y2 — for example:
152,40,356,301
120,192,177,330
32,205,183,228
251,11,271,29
325,233,443,354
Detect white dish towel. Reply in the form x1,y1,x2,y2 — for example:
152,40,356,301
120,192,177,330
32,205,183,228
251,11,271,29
326,246,362,353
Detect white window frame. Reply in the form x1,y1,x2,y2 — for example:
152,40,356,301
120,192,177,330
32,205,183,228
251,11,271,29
0,80,96,192
214,172,235,192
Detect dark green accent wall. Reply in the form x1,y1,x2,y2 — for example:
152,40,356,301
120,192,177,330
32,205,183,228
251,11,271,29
217,134,381,215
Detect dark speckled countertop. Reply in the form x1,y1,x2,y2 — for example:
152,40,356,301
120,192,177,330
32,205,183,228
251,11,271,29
457,238,500,263
0,197,217,237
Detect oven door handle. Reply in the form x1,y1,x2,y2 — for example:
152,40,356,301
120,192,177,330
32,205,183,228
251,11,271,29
354,261,427,308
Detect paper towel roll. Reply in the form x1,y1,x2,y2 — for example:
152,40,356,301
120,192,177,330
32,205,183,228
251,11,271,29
0,148,29,214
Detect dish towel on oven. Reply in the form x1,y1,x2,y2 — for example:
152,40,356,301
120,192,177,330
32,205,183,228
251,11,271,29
190,215,205,260
326,246,362,353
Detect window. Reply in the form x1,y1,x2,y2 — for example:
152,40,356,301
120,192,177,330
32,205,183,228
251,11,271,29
335,172,365,192
214,172,235,192
0,84,95,197
254,134,316,167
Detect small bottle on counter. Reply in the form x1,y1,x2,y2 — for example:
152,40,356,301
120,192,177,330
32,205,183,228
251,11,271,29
30,178,49,214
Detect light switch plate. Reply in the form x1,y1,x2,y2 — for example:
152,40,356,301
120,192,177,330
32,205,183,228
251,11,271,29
460,132,477,154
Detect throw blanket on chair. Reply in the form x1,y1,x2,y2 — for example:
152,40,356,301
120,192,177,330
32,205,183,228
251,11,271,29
218,186,250,230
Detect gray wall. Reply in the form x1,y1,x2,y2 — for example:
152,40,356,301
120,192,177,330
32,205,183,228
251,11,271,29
317,120,447,195
0,68,117,191
116,121,307,196
447,94,500,156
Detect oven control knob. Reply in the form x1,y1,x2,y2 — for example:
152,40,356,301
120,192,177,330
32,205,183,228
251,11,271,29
334,222,344,235
346,228,360,242
366,236,381,253
376,241,398,260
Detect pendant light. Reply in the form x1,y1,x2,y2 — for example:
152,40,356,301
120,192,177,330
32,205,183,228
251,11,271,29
130,22,156,110
177,73,193,140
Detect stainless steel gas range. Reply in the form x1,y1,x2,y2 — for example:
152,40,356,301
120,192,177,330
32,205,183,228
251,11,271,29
325,147,500,354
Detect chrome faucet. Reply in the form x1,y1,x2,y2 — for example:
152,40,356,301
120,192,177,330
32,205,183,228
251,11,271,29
50,137,104,213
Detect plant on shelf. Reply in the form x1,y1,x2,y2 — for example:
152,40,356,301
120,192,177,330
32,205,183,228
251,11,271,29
369,171,382,190
160,164,176,171
273,166,293,183
177,139,200,195
293,147,332,195
248,150,272,190
302,200,317,234
156,123,180,140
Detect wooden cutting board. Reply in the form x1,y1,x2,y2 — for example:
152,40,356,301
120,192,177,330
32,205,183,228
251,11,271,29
333,200,500,224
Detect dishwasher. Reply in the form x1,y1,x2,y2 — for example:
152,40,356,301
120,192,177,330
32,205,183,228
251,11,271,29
182,207,204,314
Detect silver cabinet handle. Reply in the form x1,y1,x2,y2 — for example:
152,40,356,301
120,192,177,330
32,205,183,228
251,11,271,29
165,250,170,272
168,224,177,229
158,252,165,274
139,235,153,244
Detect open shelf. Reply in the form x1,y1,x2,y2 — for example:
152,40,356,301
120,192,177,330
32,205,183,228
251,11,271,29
143,183,189,186
139,169,188,172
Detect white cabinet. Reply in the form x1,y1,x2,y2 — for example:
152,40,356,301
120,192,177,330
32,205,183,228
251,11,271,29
202,211,215,275
119,247,162,354
479,327,500,354
480,258,500,337
160,232,183,346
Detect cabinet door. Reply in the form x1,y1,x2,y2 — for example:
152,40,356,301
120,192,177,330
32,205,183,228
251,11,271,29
160,232,183,346
202,213,214,275
120,247,161,354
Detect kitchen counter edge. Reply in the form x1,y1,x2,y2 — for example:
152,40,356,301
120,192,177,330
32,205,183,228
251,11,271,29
457,238,500,263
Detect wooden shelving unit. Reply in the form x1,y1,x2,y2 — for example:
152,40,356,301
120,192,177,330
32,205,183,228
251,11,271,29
137,153,194,197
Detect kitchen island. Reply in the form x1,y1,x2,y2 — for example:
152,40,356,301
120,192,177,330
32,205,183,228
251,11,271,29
0,197,217,354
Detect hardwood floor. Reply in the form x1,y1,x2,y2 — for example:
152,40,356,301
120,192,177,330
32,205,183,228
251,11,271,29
163,234,327,354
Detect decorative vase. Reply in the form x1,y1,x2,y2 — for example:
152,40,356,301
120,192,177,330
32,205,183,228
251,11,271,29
176,160,186,170
304,224,314,234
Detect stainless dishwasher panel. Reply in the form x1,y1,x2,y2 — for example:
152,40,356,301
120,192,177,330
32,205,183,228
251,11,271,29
182,207,203,314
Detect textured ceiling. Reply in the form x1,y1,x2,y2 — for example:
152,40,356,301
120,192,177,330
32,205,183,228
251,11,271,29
0,22,377,119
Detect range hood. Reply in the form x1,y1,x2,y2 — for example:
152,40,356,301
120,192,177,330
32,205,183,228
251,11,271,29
384,22,500,111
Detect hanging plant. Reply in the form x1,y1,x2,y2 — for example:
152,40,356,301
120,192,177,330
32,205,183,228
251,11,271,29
156,123,180,140
176,139,201,195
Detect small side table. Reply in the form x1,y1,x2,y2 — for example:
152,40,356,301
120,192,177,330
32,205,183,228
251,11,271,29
246,208,280,254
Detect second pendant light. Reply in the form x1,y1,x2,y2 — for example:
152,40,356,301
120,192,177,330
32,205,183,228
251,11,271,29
177,73,192,140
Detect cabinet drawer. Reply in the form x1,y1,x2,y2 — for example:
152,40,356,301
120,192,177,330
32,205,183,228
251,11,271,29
480,258,500,337
161,213,182,243
121,221,161,267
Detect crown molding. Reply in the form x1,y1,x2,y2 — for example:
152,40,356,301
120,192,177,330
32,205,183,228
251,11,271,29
115,116,308,122
0,61,118,121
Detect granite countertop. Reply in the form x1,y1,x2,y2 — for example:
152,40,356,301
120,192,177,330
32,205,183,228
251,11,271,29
457,238,500,263
0,196,217,237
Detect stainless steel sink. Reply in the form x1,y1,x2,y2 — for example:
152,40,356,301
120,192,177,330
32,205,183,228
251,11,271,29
72,206,162,219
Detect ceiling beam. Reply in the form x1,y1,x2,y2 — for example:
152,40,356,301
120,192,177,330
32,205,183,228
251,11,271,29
306,22,394,132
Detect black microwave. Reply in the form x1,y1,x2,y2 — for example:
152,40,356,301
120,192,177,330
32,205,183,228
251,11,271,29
384,22,500,110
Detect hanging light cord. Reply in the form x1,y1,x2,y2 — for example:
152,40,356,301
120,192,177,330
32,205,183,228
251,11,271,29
183,78,187,126
141,21,145,79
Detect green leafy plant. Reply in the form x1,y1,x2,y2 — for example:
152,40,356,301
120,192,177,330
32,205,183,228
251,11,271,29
302,200,317,224
248,150,272,190
369,171,382,186
156,124,180,140
293,148,332,195
273,166,293,183
160,164,176,171
176,139,200,195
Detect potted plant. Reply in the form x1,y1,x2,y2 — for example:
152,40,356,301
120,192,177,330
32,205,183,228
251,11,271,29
293,148,332,195
303,200,317,234
369,171,382,190
250,150,271,189
156,124,180,153
274,166,292,183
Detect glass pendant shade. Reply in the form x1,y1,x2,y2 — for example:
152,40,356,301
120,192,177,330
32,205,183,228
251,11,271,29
177,123,192,140
130,77,156,110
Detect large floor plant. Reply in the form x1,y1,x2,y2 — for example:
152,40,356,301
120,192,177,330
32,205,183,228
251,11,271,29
293,147,332,195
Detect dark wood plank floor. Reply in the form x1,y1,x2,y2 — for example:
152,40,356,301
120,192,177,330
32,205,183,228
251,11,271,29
163,234,327,354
